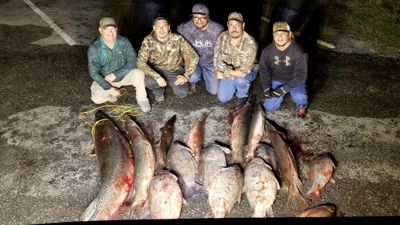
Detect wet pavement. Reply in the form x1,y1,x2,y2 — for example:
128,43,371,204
1,0,400,224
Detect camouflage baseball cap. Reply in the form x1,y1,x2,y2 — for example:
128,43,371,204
99,17,117,29
227,12,244,23
191,3,209,15
273,21,291,33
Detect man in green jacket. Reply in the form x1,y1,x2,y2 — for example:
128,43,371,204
87,17,151,112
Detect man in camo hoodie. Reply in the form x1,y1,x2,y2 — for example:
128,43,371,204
137,15,199,102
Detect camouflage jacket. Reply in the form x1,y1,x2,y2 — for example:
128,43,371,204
136,31,199,80
213,31,257,79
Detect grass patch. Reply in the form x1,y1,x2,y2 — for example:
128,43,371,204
331,0,400,51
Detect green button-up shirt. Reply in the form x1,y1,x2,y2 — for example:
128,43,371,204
87,35,136,90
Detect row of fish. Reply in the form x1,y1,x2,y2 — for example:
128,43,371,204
80,96,336,220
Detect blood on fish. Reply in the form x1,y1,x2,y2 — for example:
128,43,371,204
99,135,109,143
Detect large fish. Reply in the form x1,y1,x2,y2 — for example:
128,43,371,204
245,97,265,163
306,153,336,201
266,120,308,210
254,142,278,174
186,111,211,162
80,110,134,221
207,165,244,218
155,115,176,171
124,114,155,218
197,142,230,191
167,141,199,199
230,97,253,165
148,170,183,219
244,157,280,217
297,203,336,217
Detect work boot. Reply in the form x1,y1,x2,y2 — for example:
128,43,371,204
188,83,196,94
296,107,307,118
155,95,164,102
238,97,248,104
138,100,151,112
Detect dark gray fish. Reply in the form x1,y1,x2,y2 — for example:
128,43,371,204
254,142,278,173
81,110,134,221
167,141,199,199
155,115,176,171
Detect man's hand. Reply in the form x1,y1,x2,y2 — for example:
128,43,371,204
174,75,188,86
271,87,286,97
105,73,116,83
107,87,121,97
156,77,167,87
229,69,247,78
213,70,224,79
263,88,273,99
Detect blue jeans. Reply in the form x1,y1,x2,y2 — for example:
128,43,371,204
188,65,219,95
263,80,308,112
217,70,257,103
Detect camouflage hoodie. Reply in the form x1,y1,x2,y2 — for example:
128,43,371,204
137,31,199,80
213,31,257,79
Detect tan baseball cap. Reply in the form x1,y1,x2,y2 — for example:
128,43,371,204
99,17,117,29
273,21,291,33
227,12,243,23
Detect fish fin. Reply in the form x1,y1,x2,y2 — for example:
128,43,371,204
89,147,96,157
266,206,274,217
80,198,98,221
330,176,336,184
129,200,149,219
288,183,309,210
204,209,214,218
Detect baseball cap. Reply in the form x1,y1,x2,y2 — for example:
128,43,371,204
153,14,169,24
227,12,244,23
273,21,291,33
99,17,117,29
191,3,209,15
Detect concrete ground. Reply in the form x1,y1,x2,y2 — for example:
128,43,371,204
0,0,399,224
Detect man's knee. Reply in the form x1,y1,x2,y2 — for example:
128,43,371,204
263,101,279,112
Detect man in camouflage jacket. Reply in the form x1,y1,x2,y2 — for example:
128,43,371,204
213,12,258,103
137,16,199,102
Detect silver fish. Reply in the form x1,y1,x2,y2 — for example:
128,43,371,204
148,170,183,219
244,157,280,217
207,165,244,218
124,114,155,218
198,142,230,191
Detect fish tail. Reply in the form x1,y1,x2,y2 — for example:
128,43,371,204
306,184,322,201
287,179,308,210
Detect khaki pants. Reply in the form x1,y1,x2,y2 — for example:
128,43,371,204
90,68,148,104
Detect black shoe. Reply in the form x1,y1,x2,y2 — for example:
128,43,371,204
238,97,248,104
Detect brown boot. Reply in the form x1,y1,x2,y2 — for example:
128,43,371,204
188,84,196,94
